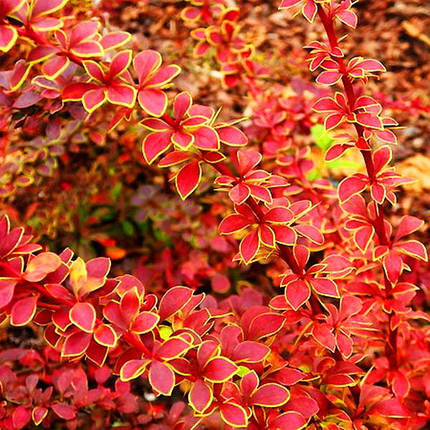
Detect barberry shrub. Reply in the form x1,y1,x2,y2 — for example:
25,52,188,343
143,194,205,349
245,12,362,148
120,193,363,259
0,0,429,429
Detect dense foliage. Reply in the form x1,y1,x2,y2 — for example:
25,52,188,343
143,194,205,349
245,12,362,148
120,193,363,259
0,0,429,429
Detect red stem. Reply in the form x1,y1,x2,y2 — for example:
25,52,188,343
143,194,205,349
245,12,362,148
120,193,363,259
246,197,323,315
317,4,397,367
123,332,152,357
17,27,85,67
211,160,235,177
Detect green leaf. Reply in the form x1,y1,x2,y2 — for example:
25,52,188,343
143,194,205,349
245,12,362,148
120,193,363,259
121,219,135,236
311,124,334,150
154,228,171,246
159,325,173,340
306,169,321,181
138,220,150,234
327,159,361,170
237,365,252,377
110,183,122,202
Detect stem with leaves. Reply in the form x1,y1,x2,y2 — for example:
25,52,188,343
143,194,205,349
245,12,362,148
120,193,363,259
316,3,397,367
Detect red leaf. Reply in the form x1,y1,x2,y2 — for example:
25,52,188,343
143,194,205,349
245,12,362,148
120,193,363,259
138,88,167,116
120,359,148,381
312,324,336,352
51,403,76,420
23,252,62,282
32,406,48,425
0,279,17,308
264,207,293,223
149,360,175,395
325,113,344,130
62,331,92,356
0,26,17,53
85,340,108,366
189,379,212,413
83,88,106,112
175,160,202,200
340,295,362,317
10,295,38,326
275,367,304,385
383,251,403,284
159,286,193,320
259,224,275,247
120,287,140,324
211,273,231,294
370,183,385,204
294,224,324,245
71,41,103,57
142,131,172,165
373,145,392,173
52,308,71,331
394,216,424,241
232,341,270,363
269,411,307,430
63,82,95,100
132,311,160,334
395,240,427,261
325,144,350,161
313,96,338,112
219,402,248,428
372,398,410,418
284,279,310,310
32,0,67,16
159,151,191,167
43,55,69,78
156,337,191,360
355,226,374,252
338,10,357,28
106,84,136,107
251,383,289,407
12,405,31,429
141,118,171,131
146,64,181,87
338,175,368,202
273,225,297,245
69,302,96,333
336,332,353,358
240,230,260,264
219,214,249,234
355,112,383,129
316,70,342,85
182,6,200,21
109,50,132,78
203,357,237,382
240,371,258,396
172,130,194,148
391,371,410,398
229,183,250,205
249,184,272,204
279,0,301,8
100,31,131,51
309,278,338,297
248,313,285,340
133,49,161,81
197,340,219,368
301,0,317,21
173,92,192,119
94,324,117,347
193,126,219,151
217,125,247,146
359,59,386,72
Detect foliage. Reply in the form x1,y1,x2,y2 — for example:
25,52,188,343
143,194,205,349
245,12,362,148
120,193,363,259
0,0,429,429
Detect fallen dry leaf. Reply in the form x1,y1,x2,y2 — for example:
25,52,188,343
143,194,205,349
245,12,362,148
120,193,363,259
397,154,430,192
